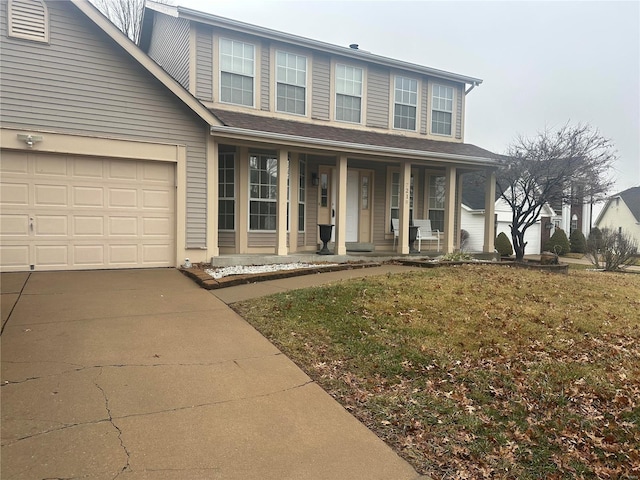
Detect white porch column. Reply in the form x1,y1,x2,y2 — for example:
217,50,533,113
206,136,219,258
276,150,289,256
443,166,457,253
289,154,300,253
398,160,411,254
483,170,496,253
237,147,249,254
334,154,348,255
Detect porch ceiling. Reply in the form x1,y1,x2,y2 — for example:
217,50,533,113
209,109,498,166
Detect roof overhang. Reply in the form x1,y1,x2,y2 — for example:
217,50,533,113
209,124,497,167
145,1,483,88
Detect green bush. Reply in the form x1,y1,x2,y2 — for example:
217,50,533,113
495,232,513,257
569,229,587,253
545,228,571,255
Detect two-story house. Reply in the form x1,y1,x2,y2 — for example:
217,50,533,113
140,1,499,259
0,0,497,272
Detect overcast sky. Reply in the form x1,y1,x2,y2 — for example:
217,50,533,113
180,0,639,195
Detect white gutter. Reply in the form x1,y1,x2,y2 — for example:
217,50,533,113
146,2,483,87
210,125,497,166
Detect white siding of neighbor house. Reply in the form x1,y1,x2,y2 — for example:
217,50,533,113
0,0,209,248
596,200,640,245
495,198,542,254
146,12,190,90
460,208,485,252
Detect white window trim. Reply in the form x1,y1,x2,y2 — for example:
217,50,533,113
393,75,419,132
430,83,454,137
219,37,256,108
218,152,236,231
298,156,306,232
335,63,364,124
7,0,49,44
248,152,279,232
426,172,446,231
275,50,308,117
386,167,416,235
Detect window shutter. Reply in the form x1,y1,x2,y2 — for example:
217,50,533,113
8,0,49,43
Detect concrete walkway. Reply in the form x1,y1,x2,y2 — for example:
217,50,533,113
1,267,423,480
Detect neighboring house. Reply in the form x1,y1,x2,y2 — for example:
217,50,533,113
594,186,640,245
459,176,555,254
0,0,498,272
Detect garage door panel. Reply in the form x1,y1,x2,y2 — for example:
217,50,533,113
109,188,138,208
0,214,30,236
109,245,139,265
73,158,104,178
1,183,29,205
73,216,105,236
142,189,171,209
109,216,138,236
109,160,138,181
0,245,30,268
73,186,104,207
34,215,68,236
35,156,67,176
73,245,105,266
35,184,68,206
35,245,69,266
1,152,175,271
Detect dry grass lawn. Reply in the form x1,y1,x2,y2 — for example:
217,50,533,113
233,265,639,479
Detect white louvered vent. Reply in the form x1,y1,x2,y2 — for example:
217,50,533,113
8,0,49,43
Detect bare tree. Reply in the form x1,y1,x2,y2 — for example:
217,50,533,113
496,123,616,260
92,0,171,43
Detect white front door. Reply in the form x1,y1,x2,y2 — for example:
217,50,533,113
346,170,359,242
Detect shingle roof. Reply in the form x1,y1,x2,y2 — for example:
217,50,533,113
210,109,498,163
461,174,494,210
618,186,640,222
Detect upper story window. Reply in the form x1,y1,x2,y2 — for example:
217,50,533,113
276,51,306,115
335,64,363,123
394,76,418,131
7,0,49,43
220,38,255,107
431,84,454,135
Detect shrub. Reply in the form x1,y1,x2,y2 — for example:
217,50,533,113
544,228,570,255
569,229,587,253
495,232,513,257
460,229,470,252
586,227,639,270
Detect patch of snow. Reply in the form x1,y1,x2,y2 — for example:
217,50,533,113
205,263,338,279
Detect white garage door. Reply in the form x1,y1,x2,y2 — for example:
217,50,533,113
0,151,175,271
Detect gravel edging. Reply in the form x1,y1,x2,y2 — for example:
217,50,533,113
180,262,382,289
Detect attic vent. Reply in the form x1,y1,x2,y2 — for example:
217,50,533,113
349,43,359,50
8,0,49,43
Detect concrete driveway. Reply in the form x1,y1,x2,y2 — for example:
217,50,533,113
1,269,422,480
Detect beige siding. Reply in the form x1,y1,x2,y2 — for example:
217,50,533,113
366,67,390,129
420,80,428,135
455,84,463,139
261,40,270,111
0,1,209,248
146,13,190,90
248,232,276,247
371,163,390,245
195,25,213,101
311,54,330,120
218,231,235,248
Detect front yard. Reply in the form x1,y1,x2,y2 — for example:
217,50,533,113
233,265,639,479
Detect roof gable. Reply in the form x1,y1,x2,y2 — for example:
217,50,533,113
619,186,640,222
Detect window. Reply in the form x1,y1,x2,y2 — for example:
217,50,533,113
276,51,306,115
8,0,49,43
220,38,254,106
249,153,278,230
431,84,454,135
394,76,418,130
298,157,306,231
335,64,363,123
428,174,445,231
218,152,235,230
390,171,414,230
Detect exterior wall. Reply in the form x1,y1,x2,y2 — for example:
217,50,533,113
195,24,213,101
596,200,640,245
311,54,331,121
366,67,390,128
0,1,209,250
146,13,190,90
260,40,270,111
